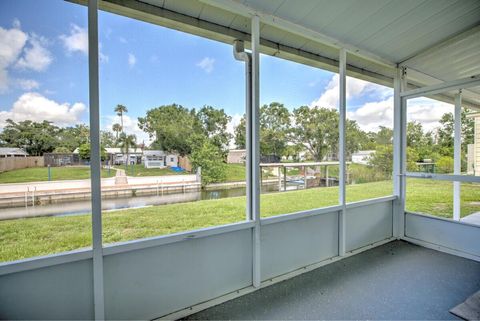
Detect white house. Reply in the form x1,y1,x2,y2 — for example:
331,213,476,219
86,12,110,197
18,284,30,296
227,149,246,163
351,150,375,165
165,154,178,167
73,147,142,165
0,147,28,158
143,150,166,168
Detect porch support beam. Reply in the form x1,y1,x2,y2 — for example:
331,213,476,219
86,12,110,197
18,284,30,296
251,15,261,288
88,0,105,319
393,66,407,238
453,91,462,221
338,48,347,256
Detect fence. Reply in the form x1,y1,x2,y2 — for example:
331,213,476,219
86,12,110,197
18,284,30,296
0,156,44,173
43,153,81,167
179,156,192,172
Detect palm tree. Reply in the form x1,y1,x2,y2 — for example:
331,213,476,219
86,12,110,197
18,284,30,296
112,123,122,141
114,104,128,133
118,133,137,169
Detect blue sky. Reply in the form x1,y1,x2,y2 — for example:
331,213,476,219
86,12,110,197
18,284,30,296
0,0,451,144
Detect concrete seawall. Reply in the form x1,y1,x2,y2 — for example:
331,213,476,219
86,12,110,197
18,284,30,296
0,174,199,208
0,178,279,209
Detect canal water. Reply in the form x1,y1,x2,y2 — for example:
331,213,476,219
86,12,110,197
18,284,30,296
0,184,284,220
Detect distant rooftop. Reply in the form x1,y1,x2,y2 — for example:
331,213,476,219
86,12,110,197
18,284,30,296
0,147,28,157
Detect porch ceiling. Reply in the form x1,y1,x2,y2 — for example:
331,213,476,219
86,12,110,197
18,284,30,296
83,0,480,108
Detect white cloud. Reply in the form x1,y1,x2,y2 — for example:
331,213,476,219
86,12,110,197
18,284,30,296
196,57,215,73
60,25,109,63
0,92,86,128
312,74,453,133
0,22,28,92
15,34,52,72
347,97,394,132
16,79,39,90
60,24,88,55
128,53,136,68
118,36,127,44
310,74,385,109
407,98,453,132
347,95,453,133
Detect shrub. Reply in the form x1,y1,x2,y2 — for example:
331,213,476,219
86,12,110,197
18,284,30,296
190,140,226,186
436,156,454,173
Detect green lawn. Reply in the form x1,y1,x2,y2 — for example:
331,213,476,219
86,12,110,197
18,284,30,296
122,164,190,177
225,163,246,182
1,179,479,262
121,164,244,182
0,166,115,184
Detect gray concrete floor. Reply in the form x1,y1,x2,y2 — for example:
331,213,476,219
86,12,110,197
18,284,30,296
461,212,480,225
183,241,480,320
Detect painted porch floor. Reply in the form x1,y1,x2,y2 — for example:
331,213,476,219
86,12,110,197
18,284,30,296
183,241,480,320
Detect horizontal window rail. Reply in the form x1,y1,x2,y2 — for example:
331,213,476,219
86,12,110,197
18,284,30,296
405,172,480,183
405,211,480,229
0,248,93,277
261,195,396,226
103,220,256,256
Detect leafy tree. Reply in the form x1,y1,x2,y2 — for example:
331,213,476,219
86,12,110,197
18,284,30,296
118,133,137,166
195,105,232,156
112,123,122,141
0,119,60,155
101,130,116,148
290,106,361,161
369,145,419,177
406,121,436,162
190,140,226,186
436,109,474,155
138,104,197,156
436,156,454,173
345,120,367,158
57,124,90,152
234,103,291,158
283,144,304,161
260,102,291,158
374,126,393,146
114,104,128,133
78,143,107,161
368,145,393,176
53,146,71,153
234,116,246,149
407,121,425,148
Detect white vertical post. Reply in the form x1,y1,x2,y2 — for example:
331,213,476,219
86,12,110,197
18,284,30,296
453,91,462,220
88,0,105,319
393,67,407,238
251,15,261,288
338,48,346,256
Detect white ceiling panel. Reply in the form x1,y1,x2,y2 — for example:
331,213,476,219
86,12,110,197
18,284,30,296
113,0,480,108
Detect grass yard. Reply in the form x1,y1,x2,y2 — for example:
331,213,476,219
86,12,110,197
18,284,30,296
225,163,246,182
119,164,246,182
1,179,479,262
122,164,191,177
0,166,115,184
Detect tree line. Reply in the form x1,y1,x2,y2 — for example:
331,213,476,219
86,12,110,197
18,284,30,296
0,102,473,180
